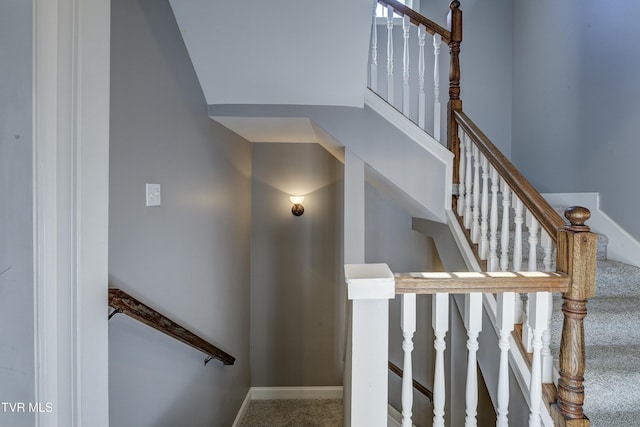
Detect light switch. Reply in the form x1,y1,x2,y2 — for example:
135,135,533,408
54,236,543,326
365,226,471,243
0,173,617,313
146,183,161,206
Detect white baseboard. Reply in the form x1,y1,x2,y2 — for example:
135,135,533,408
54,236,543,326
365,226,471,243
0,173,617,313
232,386,344,426
387,404,402,427
542,192,640,267
250,386,343,400
231,389,253,427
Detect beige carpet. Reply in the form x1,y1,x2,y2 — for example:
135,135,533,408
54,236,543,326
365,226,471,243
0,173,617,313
239,399,343,427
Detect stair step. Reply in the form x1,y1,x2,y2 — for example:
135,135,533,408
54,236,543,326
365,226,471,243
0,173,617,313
551,296,640,348
239,399,342,427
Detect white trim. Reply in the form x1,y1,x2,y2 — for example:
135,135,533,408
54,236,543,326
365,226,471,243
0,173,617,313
33,0,110,426
387,404,402,427
446,209,482,272
542,192,640,267
231,390,253,427
250,386,344,400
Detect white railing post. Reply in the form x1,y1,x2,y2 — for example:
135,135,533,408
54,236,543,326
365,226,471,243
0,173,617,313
418,25,426,130
401,293,417,427
528,292,550,427
465,292,483,427
496,292,515,427
479,155,490,259
499,179,511,272
488,166,500,272
457,128,466,217
472,145,481,243
402,15,411,115
464,134,473,229
433,34,442,141
432,293,449,427
344,263,395,427
370,5,378,91
513,195,524,323
386,6,394,105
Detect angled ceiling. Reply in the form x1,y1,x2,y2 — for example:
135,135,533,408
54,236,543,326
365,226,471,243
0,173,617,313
169,0,374,107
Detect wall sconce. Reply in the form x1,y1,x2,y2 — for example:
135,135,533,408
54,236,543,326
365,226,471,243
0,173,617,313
290,196,304,216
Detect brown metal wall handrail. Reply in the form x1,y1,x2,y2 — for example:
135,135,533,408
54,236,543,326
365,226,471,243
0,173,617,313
108,288,235,365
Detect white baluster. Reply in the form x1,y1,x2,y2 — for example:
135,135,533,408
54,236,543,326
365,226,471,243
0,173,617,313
528,292,550,427
522,211,540,352
541,228,553,272
433,293,449,427
457,127,466,218
499,179,511,272
386,6,394,105
488,166,500,271
433,34,442,141
464,135,473,230
465,293,482,427
471,145,481,244
527,211,539,272
370,4,378,91
417,25,426,130
513,195,524,324
496,292,515,427
401,293,416,427
402,15,410,115
541,292,554,384
479,155,490,259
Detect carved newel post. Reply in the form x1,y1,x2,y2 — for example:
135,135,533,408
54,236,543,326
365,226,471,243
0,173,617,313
551,206,597,427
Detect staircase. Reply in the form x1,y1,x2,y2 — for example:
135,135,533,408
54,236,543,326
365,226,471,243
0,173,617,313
167,0,639,425
551,255,640,426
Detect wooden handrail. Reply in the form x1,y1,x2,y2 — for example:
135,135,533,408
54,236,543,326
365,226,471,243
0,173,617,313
377,0,451,44
395,271,569,294
388,361,433,402
108,288,235,365
453,110,565,242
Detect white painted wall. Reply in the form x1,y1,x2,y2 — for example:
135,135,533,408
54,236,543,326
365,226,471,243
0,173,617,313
168,0,373,107
0,1,34,425
109,0,251,425
250,143,344,387
210,103,452,223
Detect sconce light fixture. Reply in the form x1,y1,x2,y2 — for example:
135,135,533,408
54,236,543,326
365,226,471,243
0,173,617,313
290,196,305,216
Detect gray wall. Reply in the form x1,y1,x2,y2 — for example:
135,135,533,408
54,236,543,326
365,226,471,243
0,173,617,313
250,143,344,386
109,0,251,425
0,1,34,426
512,0,640,240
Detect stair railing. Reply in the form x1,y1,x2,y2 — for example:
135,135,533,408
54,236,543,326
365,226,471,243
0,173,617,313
345,264,570,427
364,1,597,426
108,288,235,366
369,0,451,141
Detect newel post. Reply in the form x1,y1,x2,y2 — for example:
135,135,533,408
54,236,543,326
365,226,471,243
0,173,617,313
447,0,463,210
344,263,395,427
551,206,597,427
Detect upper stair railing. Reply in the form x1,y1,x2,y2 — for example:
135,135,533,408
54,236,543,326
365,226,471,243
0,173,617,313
357,1,597,426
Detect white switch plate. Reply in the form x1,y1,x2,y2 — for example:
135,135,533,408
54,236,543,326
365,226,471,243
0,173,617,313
146,183,161,206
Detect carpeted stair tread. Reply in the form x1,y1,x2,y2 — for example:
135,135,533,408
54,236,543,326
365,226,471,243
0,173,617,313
580,345,640,414
587,410,640,427
594,259,640,297
551,296,640,348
